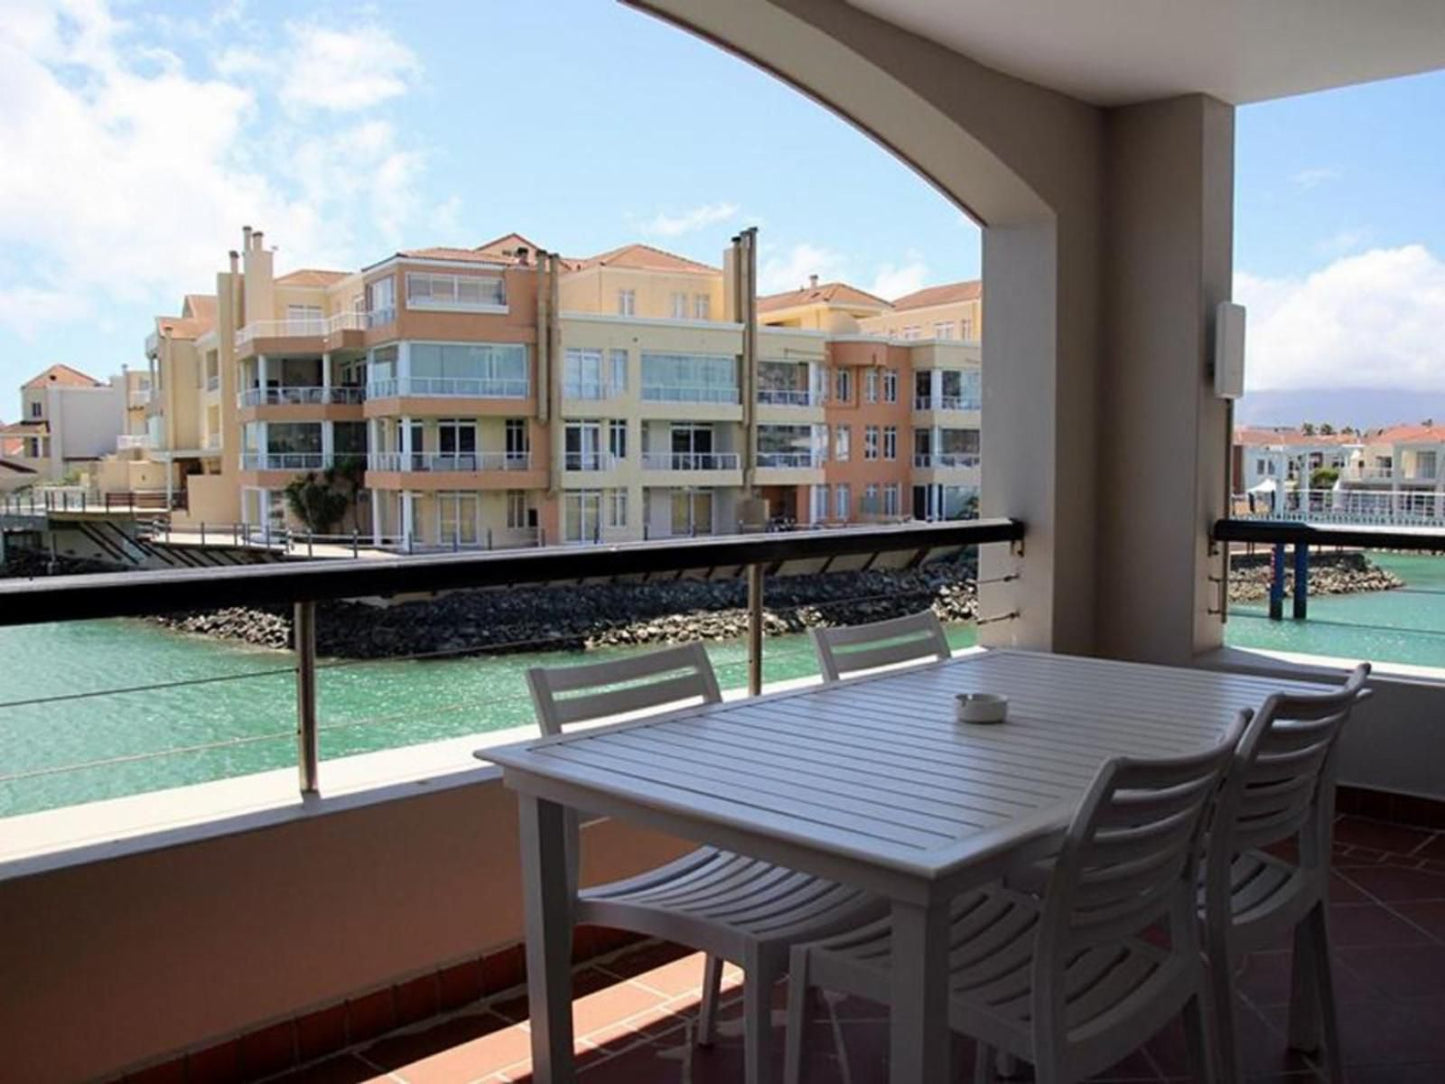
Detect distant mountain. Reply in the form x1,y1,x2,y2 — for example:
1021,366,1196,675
1236,389,1445,431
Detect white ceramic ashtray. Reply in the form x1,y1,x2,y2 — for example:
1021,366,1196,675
955,693,1009,724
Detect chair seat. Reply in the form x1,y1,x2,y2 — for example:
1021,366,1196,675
579,845,882,960
804,888,1184,1053
1198,849,1316,954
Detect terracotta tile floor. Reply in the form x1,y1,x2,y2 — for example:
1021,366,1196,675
267,815,1445,1083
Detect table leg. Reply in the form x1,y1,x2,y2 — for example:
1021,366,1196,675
889,896,951,1084
519,794,575,1084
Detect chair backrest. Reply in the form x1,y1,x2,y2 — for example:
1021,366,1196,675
809,610,951,683
526,642,722,736
1205,663,1371,907
1032,717,1247,1055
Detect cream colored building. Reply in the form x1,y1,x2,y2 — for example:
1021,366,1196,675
2,364,130,484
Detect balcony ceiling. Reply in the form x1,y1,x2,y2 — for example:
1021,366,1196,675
846,0,1445,106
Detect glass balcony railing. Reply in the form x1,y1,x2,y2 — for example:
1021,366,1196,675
641,452,741,471
757,451,825,469
757,389,820,406
913,453,980,469
365,377,529,400
563,452,617,472
239,387,366,407
234,311,372,346
367,452,532,472
640,385,741,404
239,452,329,471
913,395,981,411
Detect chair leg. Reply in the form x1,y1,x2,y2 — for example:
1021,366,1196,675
1207,943,1245,1084
784,948,810,1084
1182,987,1217,1084
1290,903,1344,1081
698,953,724,1047
973,1043,999,1084
744,953,778,1084
996,1050,1020,1078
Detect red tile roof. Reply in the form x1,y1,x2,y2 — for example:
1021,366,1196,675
474,233,547,261
569,243,719,275
757,281,891,315
1233,427,1359,446
21,364,100,389
1372,423,1445,444
153,315,207,340
889,280,982,311
396,246,510,264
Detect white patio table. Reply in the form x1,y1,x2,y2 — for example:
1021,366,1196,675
481,648,1326,1083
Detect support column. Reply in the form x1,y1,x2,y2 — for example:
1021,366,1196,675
1093,95,1235,664
321,351,332,395
257,354,269,395
402,491,415,549
321,421,334,464
371,489,383,545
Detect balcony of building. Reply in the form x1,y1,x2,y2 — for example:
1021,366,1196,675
366,451,546,492
234,311,371,359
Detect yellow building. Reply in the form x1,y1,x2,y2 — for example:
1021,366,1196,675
857,280,982,341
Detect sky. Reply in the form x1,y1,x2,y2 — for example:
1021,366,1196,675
1,0,1442,421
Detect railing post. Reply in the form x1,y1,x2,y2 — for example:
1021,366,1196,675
294,600,320,795
200,522,206,546
307,531,314,558
747,562,765,697
1268,543,1286,621
1292,543,1309,621
352,529,359,558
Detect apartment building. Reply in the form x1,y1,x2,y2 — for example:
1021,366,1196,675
1,364,131,483
1336,423,1445,517
1231,426,1359,504
857,280,982,342
135,227,984,547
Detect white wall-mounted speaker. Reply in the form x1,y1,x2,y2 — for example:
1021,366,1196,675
1214,301,1246,400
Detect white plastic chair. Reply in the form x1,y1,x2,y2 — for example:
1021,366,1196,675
809,609,951,683
526,643,883,1084
1202,663,1371,1084
784,721,1246,1084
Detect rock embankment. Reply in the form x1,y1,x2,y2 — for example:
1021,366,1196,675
1227,551,1401,603
152,566,980,658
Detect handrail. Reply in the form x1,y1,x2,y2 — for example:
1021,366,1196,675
0,518,1025,627
1213,518,1445,552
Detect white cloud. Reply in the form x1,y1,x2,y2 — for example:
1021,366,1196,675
1313,228,1372,258
279,22,420,112
1236,245,1445,392
0,0,434,338
757,242,849,294
1292,166,1342,189
639,202,740,239
869,255,929,301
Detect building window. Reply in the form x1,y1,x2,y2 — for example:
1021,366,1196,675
286,304,323,333
564,348,608,400
407,342,529,398
811,485,829,523
406,272,505,310
606,487,628,528
693,294,710,320
609,349,628,392
834,368,852,403
934,322,955,340
883,426,898,461
865,369,879,403
1255,458,1267,475
564,490,602,542
618,289,636,316
436,419,478,466
609,419,628,460
365,275,396,325
506,490,528,529
671,292,688,319
835,425,851,462
505,419,529,464
902,326,921,341
437,491,480,544
641,352,739,403
864,483,880,516
864,425,880,460
883,484,901,517
565,421,603,470
883,368,898,403
29,401,42,418
960,316,975,340
834,483,851,521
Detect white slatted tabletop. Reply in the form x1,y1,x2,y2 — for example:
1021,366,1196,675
482,650,1330,1084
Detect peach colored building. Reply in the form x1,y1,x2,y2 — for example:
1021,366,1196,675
135,230,985,545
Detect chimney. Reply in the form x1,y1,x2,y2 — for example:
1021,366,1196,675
253,230,264,250
242,225,253,250
808,274,819,289
229,250,240,275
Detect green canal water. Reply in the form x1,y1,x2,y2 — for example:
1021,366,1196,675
0,618,980,817
3,551,1441,819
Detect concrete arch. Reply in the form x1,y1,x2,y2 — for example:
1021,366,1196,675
629,0,1109,655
